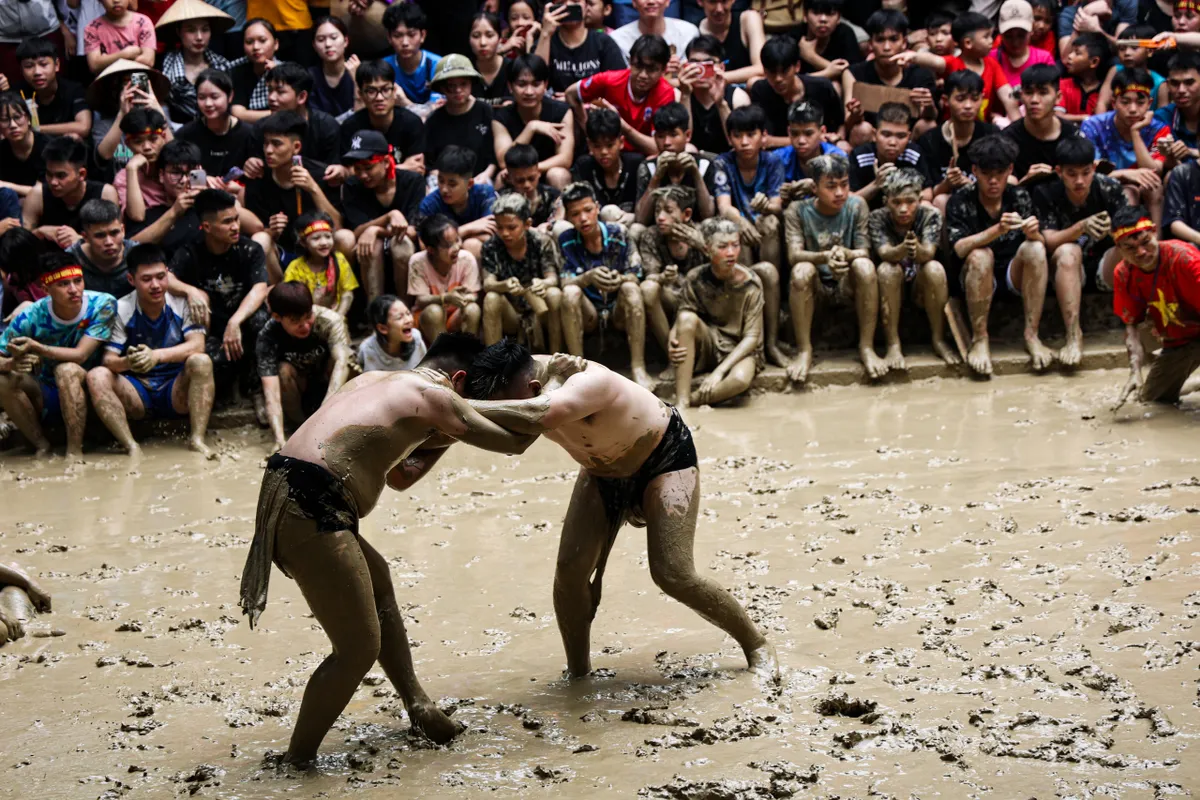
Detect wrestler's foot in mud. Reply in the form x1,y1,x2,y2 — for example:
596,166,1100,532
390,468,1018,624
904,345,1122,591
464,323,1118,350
967,338,993,376
1026,335,1056,371
1058,332,1083,368
747,642,780,681
410,701,464,744
861,348,889,380
786,350,812,384
884,343,907,372
189,436,217,460
931,336,961,366
632,366,657,392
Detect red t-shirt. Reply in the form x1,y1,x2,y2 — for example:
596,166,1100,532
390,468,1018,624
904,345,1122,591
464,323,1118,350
1059,77,1100,117
1030,30,1056,56
578,69,675,151
1114,239,1200,347
942,54,1005,121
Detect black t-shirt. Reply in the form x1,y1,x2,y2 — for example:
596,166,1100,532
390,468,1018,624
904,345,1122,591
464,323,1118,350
246,109,342,167
1165,161,1200,235
748,75,844,136
256,319,331,378
494,99,570,164
14,79,89,127
474,58,514,105
229,60,266,109
848,62,938,127
169,236,268,329
1033,173,1128,262
42,180,107,231
424,100,496,170
944,184,1037,269
176,119,256,181
917,122,999,183
690,86,738,155
0,132,48,188
339,108,427,163
788,22,864,73
718,13,752,72
548,30,626,93
1003,118,1083,179
571,152,644,212
127,206,207,259
340,171,426,230
848,143,934,208
241,157,334,251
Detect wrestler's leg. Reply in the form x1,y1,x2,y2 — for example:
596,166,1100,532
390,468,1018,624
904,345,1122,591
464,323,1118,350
642,467,775,676
555,469,615,678
357,536,463,744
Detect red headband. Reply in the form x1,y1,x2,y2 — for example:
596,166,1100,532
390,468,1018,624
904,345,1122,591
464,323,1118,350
1177,0,1198,13
1113,218,1154,242
301,220,333,239
361,148,396,180
130,127,166,138
1114,83,1153,97
41,266,83,287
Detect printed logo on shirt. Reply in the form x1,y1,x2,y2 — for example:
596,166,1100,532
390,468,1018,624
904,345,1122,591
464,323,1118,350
714,170,728,187
582,76,594,90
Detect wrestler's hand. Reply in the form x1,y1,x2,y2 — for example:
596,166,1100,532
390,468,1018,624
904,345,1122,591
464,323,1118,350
25,580,51,614
13,354,39,374
186,287,211,329
903,230,919,259
739,216,761,247
548,352,586,382
5,337,34,357
1114,368,1143,410
1084,212,1110,240
127,345,156,374
669,221,704,251
528,277,548,296
780,179,815,205
873,161,897,188
674,152,698,174
503,277,523,295
661,263,680,284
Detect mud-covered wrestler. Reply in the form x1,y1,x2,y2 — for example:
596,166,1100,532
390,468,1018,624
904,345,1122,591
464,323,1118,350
238,333,538,767
467,341,777,679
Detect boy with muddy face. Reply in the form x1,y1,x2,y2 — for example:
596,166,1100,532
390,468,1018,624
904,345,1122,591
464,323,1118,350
636,185,709,354
238,333,542,768
467,340,777,681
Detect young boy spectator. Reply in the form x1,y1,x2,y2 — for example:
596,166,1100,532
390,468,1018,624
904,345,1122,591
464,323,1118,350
1004,64,1084,181
382,3,442,110
0,92,49,196
69,199,136,299
784,153,885,384
86,244,216,459
639,185,709,352
633,103,718,226
668,217,765,411
567,35,675,157
359,295,425,372
923,11,955,56
339,59,427,175
868,167,957,369
1098,25,1168,112
848,102,933,209
571,109,644,226
502,144,566,233
129,140,234,259
408,214,483,343
557,182,654,389
918,72,999,215
610,0,700,62
946,134,1053,377
424,55,497,179
534,0,625,94
843,11,938,143
22,137,120,248
793,0,864,77
778,102,841,184
492,54,574,190
992,0,1056,89
1059,32,1110,121
284,211,359,318
339,130,425,302
416,146,497,263
257,280,353,451
13,39,91,139
1035,136,1128,367
752,35,843,149
1029,0,1057,55
1154,51,1200,153
677,36,750,156
84,0,157,75
114,107,170,224
480,193,564,351
696,0,766,84
0,252,117,459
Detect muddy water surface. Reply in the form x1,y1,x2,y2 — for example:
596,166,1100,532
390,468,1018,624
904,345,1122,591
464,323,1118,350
3,370,1199,799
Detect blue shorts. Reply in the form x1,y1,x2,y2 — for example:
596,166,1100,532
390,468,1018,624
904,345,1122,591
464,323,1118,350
37,379,62,424
123,373,183,419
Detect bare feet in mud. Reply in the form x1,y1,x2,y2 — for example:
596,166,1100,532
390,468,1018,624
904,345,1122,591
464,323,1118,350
253,393,268,427
884,344,907,372
932,336,962,366
967,338,992,376
786,350,812,384
747,642,780,682
1058,332,1083,368
189,437,217,460
1026,335,1056,371
410,702,465,744
632,367,657,392
766,345,790,369
860,348,889,380
65,448,85,463
658,365,676,382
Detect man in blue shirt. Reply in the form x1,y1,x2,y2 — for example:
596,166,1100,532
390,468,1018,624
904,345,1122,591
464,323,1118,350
382,3,443,112
777,101,841,184
0,252,116,458
1154,50,1200,153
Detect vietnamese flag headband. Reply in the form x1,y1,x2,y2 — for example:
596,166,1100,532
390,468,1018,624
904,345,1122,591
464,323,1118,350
41,265,84,287
1114,83,1153,97
301,219,333,238
1177,0,1198,13
1112,217,1154,242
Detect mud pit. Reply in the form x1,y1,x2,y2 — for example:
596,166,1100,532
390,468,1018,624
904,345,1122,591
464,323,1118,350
3,369,1200,799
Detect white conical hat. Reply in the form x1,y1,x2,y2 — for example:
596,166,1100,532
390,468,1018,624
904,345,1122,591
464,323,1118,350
86,59,171,107
154,0,235,33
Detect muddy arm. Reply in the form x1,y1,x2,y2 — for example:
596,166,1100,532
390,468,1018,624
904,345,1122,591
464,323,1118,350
386,447,451,491
472,369,614,433
0,564,50,612
438,390,539,454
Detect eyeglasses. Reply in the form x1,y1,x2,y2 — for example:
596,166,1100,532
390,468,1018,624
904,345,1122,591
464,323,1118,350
363,85,394,98
163,167,193,180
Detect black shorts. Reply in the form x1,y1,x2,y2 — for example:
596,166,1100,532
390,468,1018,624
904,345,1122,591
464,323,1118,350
592,407,698,530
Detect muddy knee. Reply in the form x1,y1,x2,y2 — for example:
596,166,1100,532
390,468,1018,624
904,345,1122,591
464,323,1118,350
877,261,903,286
482,291,505,317
562,284,584,307
964,248,994,277
55,362,86,387
648,559,699,598
676,309,700,334
185,353,213,377
85,365,116,395
545,286,563,310
790,261,817,291
641,278,661,306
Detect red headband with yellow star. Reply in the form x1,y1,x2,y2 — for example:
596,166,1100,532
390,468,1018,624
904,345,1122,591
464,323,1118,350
41,266,83,287
1112,218,1154,242
301,220,332,239
130,127,166,138
1114,83,1153,97
1177,0,1198,13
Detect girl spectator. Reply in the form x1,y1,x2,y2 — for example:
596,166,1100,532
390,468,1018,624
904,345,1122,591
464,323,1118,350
502,0,543,55
308,17,359,120
176,68,255,185
471,13,515,105
229,17,280,122
156,0,235,125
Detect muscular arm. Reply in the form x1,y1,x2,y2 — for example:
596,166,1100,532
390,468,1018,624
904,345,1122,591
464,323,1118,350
29,335,106,365
472,368,614,433
432,386,539,453
385,446,450,491
953,223,1004,259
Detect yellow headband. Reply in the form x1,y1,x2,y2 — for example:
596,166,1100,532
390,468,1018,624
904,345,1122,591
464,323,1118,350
41,266,83,287
1115,83,1153,97
1112,218,1154,242
301,220,332,238
1177,0,1198,13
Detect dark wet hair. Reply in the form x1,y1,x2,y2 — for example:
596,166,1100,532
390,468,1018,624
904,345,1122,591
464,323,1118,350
0,227,51,288
16,39,58,62
806,0,843,14
629,34,670,68
368,293,400,333
968,134,1019,171
1021,63,1060,92
36,250,83,282
421,331,486,375
268,281,314,317
418,213,458,249
128,243,168,273
585,107,622,141
356,59,395,89
437,145,477,178
159,139,203,168
196,67,235,97
685,34,724,61
265,62,314,95
120,108,168,136
312,15,349,41
561,181,597,209
877,101,912,128
1111,204,1150,233
293,210,336,253
466,339,535,399
509,53,550,85
945,69,985,96
761,35,800,71
926,10,954,29
472,11,504,38
951,11,990,42
260,110,308,138
43,135,88,167
244,17,278,39
788,101,823,126
1168,50,1200,75
0,91,30,122
80,199,121,230
1056,136,1096,166
1071,32,1110,71
505,143,540,170
383,2,427,33
1114,67,1154,96
726,104,768,134
865,9,908,36
653,102,690,134
193,188,237,220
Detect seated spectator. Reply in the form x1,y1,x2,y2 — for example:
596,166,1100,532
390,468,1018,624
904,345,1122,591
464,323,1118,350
0,563,52,647
0,92,48,196
1036,137,1128,367
715,105,785,367
169,189,270,401
946,134,1052,377
1165,158,1200,245
777,101,841,184
416,146,497,263
0,229,50,324
867,167,956,369
112,108,171,224
499,0,543,59
1082,69,1173,229
283,211,359,317
610,0,700,61
229,19,282,124
784,153,883,383
492,54,574,189
849,102,934,210
339,130,424,302
480,193,564,350
156,0,235,125
534,0,625,94
919,71,999,216
557,182,653,389
0,252,118,458
12,39,91,139
86,244,216,458
571,108,643,226
844,11,937,144
501,144,565,233
1004,64,1084,182
1154,51,1200,153
243,111,343,283
1097,25,1167,113
358,294,426,372
1058,32,1109,122
382,3,442,112
425,55,497,181
668,217,765,410
176,69,256,185
1029,0,1057,55
632,103,718,226
753,36,843,150
923,11,955,57
241,62,344,175
992,0,1056,89
23,137,120,249
470,13,514,105
86,61,172,156
567,35,675,157
307,17,357,120
339,59,427,175
638,186,709,353
1111,204,1200,406
408,214,483,343
257,280,353,450
792,0,864,79
69,200,136,299
678,36,750,157
84,0,157,75
696,0,765,84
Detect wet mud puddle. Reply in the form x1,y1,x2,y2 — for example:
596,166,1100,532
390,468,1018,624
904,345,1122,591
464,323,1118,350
2,370,1199,799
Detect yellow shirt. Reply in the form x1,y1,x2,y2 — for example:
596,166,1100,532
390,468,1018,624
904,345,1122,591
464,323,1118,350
284,252,360,308
247,0,311,32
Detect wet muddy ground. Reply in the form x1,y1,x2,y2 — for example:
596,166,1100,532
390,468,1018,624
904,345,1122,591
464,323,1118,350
2,370,1199,799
